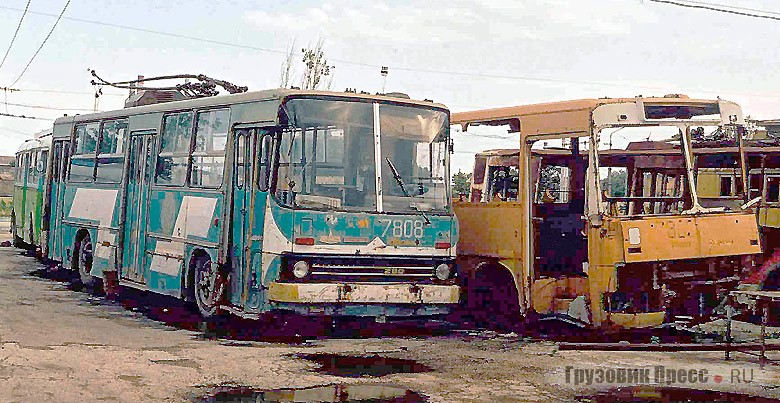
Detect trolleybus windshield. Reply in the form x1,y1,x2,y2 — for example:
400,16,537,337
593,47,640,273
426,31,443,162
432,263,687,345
279,98,449,213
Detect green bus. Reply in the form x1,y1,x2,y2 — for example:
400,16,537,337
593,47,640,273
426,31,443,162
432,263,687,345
12,130,51,248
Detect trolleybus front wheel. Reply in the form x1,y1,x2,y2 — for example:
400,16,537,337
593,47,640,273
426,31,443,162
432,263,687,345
464,264,523,333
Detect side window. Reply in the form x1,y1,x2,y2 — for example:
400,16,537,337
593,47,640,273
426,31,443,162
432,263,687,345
29,152,37,180
235,131,246,189
38,151,48,180
767,176,780,203
191,109,229,188
52,143,62,182
257,133,272,191
15,154,23,184
62,142,71,181
156,112,193,186
14,155,20,183
25,153,31,182
23,153,30,181
720,176,732,197
96,118,128,183
69,122,99,182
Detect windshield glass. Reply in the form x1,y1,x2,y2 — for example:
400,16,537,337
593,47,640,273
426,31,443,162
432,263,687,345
277,99,377,211
379,104,449,213
278,98,450,214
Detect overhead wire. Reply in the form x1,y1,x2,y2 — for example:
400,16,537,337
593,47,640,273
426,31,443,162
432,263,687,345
0,5,288,56
0,4,778,100
0,111,53,120
675,0,780,16
7,0,71,87
647,0,780,21
0,0,31,71
1,100,94,111
0,86,124,96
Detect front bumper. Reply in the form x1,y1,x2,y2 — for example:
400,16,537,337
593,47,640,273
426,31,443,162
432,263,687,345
268,282,460,305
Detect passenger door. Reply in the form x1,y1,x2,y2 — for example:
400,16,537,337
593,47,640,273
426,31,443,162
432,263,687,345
50,140,70,261
121,131,155,284
230,127,272,309
230,128,252,301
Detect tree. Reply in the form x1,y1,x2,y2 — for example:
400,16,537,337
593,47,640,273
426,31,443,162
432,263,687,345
300,37,334,90
601,169,628,197
279,40,297,88
452,170,472,197
278,37,335,90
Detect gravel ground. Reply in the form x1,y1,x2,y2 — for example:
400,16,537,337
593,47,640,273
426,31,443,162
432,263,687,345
1,227,779,402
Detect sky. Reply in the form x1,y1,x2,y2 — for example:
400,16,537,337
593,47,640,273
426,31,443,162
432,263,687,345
0,0,778,174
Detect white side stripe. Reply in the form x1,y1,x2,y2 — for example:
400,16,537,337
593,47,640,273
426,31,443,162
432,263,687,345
69,188,119,260
149,196,217,276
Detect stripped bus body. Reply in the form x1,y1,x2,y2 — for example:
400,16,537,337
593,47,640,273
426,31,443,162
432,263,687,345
666,136,780,292
453,96,761,330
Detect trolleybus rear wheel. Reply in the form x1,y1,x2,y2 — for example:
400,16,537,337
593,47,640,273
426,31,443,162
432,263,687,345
192,255,218,319
10,211,24,248
74,233,101,291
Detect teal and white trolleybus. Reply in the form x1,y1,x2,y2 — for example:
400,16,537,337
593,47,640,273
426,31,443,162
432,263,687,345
13,88,459,320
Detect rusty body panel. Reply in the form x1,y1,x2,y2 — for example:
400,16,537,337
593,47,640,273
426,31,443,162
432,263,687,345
619,213,760,263
453,96,759,330
453,201,523,259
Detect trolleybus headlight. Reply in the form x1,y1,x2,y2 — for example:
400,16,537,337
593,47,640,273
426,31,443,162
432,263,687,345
292,261,310,279
434,263,451,280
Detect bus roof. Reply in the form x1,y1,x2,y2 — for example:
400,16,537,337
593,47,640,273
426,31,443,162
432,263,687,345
16,130,52,153
452,95,734,138
54,88,447,125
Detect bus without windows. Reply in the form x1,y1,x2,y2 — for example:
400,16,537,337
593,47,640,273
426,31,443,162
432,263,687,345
12,88,459,321
453,95,762,330
638,122,780,291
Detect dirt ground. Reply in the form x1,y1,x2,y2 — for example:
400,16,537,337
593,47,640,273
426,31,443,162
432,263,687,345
1,228,780,402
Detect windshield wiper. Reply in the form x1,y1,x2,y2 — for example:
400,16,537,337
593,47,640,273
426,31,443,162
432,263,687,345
385,157,430,225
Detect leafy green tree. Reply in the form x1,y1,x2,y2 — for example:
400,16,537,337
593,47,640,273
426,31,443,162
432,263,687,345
452,170,472,197
601,170,628,197
301,37,334,90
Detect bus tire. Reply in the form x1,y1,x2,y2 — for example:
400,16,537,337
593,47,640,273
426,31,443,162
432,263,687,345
28,212,34,244
191,253,219,319
10,211,24,248
74,232,101,292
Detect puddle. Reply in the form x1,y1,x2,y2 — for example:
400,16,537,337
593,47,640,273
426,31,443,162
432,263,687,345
195,384,427,403
296,353,432,377
578,386,780,402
